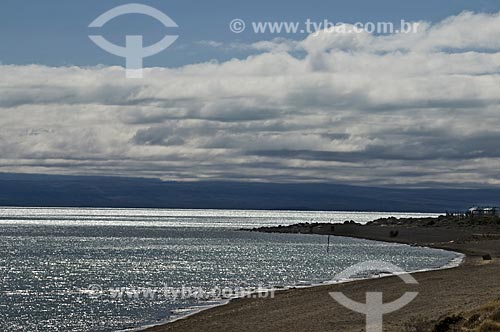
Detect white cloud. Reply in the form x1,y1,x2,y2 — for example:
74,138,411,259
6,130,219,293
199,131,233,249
1,11,500,186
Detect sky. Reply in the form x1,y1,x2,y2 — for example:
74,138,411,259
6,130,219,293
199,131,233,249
1,0,500,187
1,0,499,67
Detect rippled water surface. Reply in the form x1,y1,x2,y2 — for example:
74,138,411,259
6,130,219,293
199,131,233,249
0,208,456,331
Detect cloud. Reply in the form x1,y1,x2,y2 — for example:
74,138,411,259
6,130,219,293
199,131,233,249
1,11,500,186
196,40,224,48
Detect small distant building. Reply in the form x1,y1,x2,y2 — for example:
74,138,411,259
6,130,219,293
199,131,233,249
468,206,500,217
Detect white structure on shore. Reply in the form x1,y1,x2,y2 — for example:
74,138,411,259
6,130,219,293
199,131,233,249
468,206,500,217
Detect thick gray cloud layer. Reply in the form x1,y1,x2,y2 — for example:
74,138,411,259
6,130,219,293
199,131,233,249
1,12,500,186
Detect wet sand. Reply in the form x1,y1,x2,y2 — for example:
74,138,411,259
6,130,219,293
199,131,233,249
145,223,500,332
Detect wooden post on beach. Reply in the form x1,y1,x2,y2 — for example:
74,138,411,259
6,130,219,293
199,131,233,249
327,235,330,253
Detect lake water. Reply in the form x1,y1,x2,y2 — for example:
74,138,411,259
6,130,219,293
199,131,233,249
0,208,459,331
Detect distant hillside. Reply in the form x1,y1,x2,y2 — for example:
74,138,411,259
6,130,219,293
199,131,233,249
1,173,500,212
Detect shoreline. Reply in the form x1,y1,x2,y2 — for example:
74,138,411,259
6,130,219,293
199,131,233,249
136,247,464,332
140,227,479,332
141,219,500,332
136,251,464,332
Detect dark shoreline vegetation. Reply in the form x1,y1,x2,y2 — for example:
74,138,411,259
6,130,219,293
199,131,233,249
146,215,500,332
246,214,500,257
245,215,500,332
